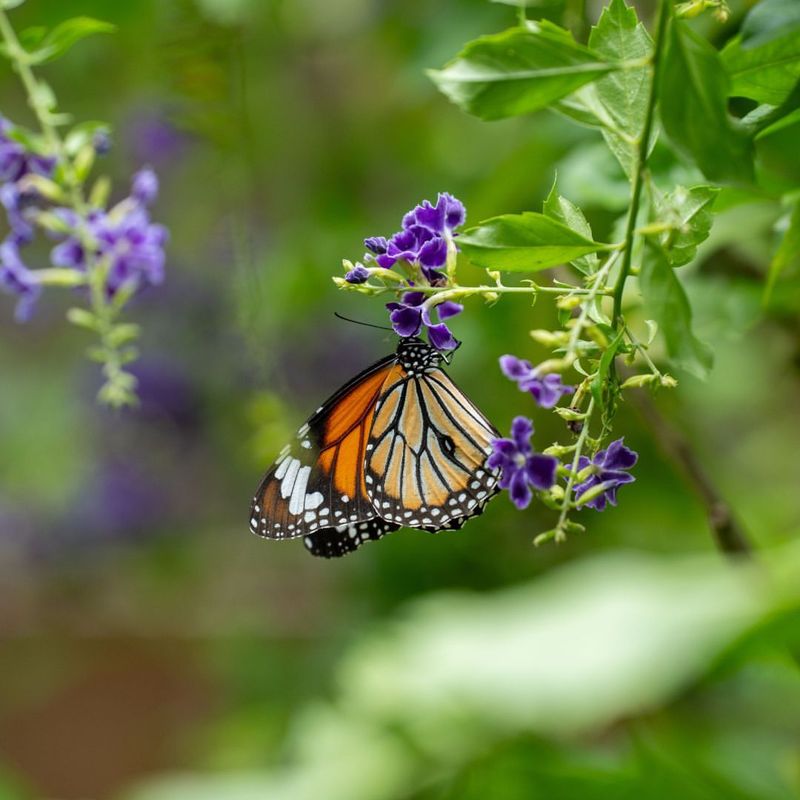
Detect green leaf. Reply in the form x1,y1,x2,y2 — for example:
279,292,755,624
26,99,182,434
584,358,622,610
591,327,625,410
764,200,800,305
659,18,754,183
0,0,27,8
656,184,720,266
721,31,800,106
458,212,610,272
542,178,599,274
587,0,653,179
27,17,115,65
640,241,713,378
428,21,614,121
739,0,800,50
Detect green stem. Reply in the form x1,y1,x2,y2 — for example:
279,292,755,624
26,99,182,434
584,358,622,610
556,396,596,535
611,0,670,328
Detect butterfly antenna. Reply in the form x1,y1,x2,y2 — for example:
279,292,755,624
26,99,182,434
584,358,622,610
334,312,394,332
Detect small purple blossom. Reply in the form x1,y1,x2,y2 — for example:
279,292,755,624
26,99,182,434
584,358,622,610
386,291,463,351
50,177,168,298
0,183,37,244
499,354,574,409
92,130,112,155
488,416,558,510
573,438,638,511
345,263,370,284
131,167,159,206
0,239,40,321
0,116,55,183
368,193,466,284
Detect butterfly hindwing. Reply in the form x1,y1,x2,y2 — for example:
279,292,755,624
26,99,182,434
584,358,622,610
249,355,401,541
364,361,499,531
303,518,401,558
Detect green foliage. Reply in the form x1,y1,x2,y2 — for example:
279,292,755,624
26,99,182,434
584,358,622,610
640,241,712,378
587,0,653,178
764,199,800,303
655,184,719,267
660,17,753,183
542,179,599,274
125,545,800,800
428,22,614,121
25,16,114,65
457,212,608,271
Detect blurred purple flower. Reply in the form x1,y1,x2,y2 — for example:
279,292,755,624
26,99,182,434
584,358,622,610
132,166,158,205
50,168,168,298
129,112,188,165
499,354,573,409
0,183,37,244
386,290,462,351
574,438,638,511
92,129,111,155
488,416,557,509
0,238,40,321
0,116,55,183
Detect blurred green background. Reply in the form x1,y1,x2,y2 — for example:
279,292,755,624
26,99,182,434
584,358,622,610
1,0,799,798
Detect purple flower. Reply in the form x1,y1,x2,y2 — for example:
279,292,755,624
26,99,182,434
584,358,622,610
364,236,388,255
345,263,370,284
487,416,558,510
386,291,463,351
368,193,466,284
499,354,574,409
573,438,638,511
0,116,55,183
50,193,168,298
0,183,37,244
0,238,40,321
92,130,112,155
403,192,466,235
131,167,158,206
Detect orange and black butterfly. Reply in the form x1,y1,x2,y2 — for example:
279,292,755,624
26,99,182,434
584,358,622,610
249,337,500,557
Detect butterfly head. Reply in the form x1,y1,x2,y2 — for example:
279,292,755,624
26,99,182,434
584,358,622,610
397,336,452,374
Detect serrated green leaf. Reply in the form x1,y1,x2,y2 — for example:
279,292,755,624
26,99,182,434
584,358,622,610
27,17,115,66
660,18,754,183
721,31,800,106
764,200,800,305
657,184,720,266
640,241,713,379
458,212,610,272
543,178,599,274
587,0,653,179
428,21,614,121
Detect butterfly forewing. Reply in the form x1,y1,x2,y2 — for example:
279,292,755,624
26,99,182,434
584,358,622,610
249,355,400,541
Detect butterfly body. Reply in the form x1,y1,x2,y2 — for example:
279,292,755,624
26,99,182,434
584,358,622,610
250,337,499,557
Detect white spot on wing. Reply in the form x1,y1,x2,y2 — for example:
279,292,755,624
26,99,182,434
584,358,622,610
280,458,301,499
289,465,312,514
304,491,324,510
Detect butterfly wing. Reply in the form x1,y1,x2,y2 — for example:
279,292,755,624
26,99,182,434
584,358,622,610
302,518,401,558
364,365,499,531
249,354,402,543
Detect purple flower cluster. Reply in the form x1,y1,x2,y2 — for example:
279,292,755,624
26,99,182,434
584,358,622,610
350,193,467,351
366,192,465,285
488,417,557,510
500,354,573,408
51,168,168,298
489,355,638,516
0,112,168,321
574,438,637,511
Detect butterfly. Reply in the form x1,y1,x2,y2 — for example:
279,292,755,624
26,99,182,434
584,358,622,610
249,336,500,557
